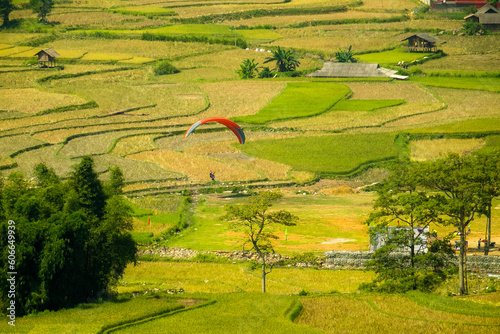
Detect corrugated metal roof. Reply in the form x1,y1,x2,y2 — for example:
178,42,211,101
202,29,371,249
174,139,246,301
307,62,407,80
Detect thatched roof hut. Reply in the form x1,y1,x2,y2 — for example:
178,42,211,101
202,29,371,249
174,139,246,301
34,48,60,67
306,63,407,80
464,4,500,32
401,33,438,53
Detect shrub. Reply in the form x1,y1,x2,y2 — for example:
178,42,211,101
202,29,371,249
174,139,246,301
154,60,179,76
463,21,485,35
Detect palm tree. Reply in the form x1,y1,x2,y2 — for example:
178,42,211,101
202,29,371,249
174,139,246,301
236,58,258,79
335,45,356,63
264,46,301,72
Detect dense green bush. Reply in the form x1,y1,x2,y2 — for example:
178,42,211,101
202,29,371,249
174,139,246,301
0,158,137,316
154,60,180,76
463,21,485,35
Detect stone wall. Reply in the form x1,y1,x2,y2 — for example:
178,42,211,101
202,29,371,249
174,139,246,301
325,250,500,273
138,247,291,264
138,248,500,273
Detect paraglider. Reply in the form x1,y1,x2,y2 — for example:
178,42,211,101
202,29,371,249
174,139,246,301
184,118,245,144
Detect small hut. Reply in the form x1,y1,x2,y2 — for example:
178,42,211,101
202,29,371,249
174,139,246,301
34,48,60,67
464,4,500,32
401,33,438,53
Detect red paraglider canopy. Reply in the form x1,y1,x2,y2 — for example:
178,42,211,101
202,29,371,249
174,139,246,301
184,117,245,144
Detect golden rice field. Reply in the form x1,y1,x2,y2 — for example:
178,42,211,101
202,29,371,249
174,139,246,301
389,88,500,130
296,294,500,333
128,149,264,181
0,88,87,114
48,12,147,29
47,39,233,60
410,138,486,161
221,11,400,27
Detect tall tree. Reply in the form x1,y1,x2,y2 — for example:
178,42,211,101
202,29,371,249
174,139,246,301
264,46,301,72
366,161,442,271
68,156,106,219
107,166,125,196
420,153,484,295
223,191,297,292
0,161,136,315
29,0,53,23
0,0,15,26
472,151,500,255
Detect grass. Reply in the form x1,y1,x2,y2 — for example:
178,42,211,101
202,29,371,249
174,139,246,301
330,99,405,111
408,118,500,134
112,293,320,334
411,77,500,93
119,261,374,295
356,49,432,65
232,82,351,124
11,295,185,334
166,191,375,253
236,29,282,40
240,132,399,175
110,6,177,17
297,292,500,333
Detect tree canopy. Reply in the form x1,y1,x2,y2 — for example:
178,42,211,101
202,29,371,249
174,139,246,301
223,191,297,292
0,157,136,315
264,46,301,72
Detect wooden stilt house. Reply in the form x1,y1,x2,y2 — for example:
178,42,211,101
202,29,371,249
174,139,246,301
34,48,61,67
401,33,438,53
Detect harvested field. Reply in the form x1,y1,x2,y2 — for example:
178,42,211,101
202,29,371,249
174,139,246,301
47,39,232,60
419,54,500,73
389,87,500,129
127,149,263,181
222,11,400,27
0,88,87,114
197,80,286,119
410,138,485,161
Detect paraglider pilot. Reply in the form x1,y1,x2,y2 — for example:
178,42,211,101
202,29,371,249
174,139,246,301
210,171,215,181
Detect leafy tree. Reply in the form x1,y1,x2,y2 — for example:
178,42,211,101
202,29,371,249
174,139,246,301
0,0,15,26
463,5,477,15
29,0,54,23
419,153,485,295
360,232,455,293
0,160,136,315
258,66,276,79
107,166,125,195
366,161,443,271
472,151,500,255
264,46,301,72
223,191,297,292
34,163,60,187
68,156,106,219
335,45,356,63
236,58,258,79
